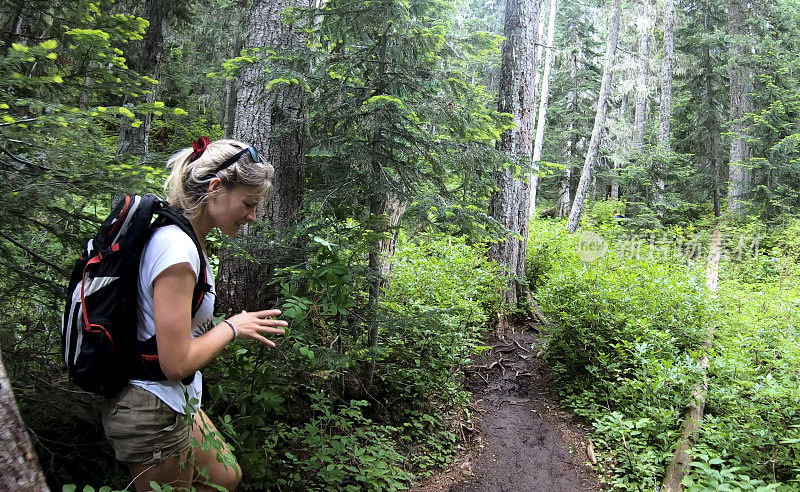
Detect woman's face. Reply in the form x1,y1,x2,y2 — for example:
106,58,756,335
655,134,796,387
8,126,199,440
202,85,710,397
206,182,264,236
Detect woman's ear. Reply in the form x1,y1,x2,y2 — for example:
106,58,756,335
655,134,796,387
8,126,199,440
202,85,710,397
207,177,223,193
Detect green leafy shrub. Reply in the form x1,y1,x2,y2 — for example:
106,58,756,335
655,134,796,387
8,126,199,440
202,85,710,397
380,233,503,468
526,218,581,291
382,233,503,402
241,393,414,491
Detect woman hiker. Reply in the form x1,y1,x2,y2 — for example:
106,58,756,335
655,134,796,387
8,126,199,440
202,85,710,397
101,138,288,491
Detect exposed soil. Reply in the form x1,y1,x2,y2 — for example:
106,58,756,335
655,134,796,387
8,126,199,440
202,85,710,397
413,328,603,492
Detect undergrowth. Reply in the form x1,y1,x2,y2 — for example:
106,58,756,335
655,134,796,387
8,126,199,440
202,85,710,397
202,232,502,490
530,214,800,490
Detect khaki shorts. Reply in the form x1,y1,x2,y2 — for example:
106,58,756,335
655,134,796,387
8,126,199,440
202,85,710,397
102,385,191,465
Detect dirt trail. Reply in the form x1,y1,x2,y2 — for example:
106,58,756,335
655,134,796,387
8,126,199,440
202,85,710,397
414,330,603,492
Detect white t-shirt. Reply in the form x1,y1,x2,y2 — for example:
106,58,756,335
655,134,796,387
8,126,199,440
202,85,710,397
129,224,216,415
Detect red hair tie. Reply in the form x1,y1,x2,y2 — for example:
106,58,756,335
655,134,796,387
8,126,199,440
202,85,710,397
190,136,210,162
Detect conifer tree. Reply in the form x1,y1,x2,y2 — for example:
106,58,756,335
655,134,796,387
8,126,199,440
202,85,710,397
652,0,674,217
567,0,622,232
727,0,751,220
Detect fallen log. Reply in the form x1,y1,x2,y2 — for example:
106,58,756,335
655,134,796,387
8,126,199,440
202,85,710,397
661,229,720,491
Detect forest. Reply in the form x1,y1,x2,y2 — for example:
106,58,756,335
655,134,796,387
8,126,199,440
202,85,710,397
1,0,800,490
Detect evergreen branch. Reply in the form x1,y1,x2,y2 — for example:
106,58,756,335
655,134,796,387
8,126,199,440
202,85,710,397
0,231,68,276
0,256,65,293
0,118,37,127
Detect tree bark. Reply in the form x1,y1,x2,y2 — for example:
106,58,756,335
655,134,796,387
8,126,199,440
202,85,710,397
217,0,306,313
727,0,750,220
363,189,406,392
566,0,621,233
0,350,49,492
556,162,571,217
489,0,542,336
654,0,674,216
5,0,26,48
529,0,558,218
117,0,166,157
610,157,619,200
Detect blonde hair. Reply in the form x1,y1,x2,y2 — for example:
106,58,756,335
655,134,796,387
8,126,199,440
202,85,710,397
164,139,274,218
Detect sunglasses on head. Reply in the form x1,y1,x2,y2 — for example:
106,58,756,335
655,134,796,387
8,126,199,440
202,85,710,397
202,146,261,181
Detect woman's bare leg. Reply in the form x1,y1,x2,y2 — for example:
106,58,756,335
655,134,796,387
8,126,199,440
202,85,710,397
189,408,242,491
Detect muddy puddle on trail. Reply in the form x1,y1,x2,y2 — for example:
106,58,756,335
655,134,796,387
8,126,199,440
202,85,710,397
413,330,603,492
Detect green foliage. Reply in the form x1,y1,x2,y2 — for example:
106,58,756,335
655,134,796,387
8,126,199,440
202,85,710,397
525,218,580,291
530,216,800,488
239,394,414,491
679,219,800,488
385,232,503,325
287,0,511,228
200,227,502,489
381,233,503,408
532,219,712,488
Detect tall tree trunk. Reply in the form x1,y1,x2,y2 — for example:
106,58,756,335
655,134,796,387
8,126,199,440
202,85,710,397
633,0,650,151
489,0,542,335
566,0,621,233
217,0,306,313
628,0,651,214
727,0,750,220
363,191,406,393
362,27,397,393
79,63,96,110
704,3,722,218
117,0,166,157
610,157,619,200
655,0,674,217
556,43,579,218
556,162,572,217
222,0,248,139
529,0,558,218
0,350,49,491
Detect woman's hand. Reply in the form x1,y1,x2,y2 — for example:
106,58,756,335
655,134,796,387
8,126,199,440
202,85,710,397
226,309,287,347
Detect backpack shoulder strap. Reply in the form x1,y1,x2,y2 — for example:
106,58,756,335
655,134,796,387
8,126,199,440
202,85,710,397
151,199,212,316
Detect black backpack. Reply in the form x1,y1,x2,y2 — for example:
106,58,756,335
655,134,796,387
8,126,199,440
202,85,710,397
61,194,212,397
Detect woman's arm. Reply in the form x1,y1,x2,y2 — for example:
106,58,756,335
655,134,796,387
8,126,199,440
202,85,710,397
153,263,287,382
